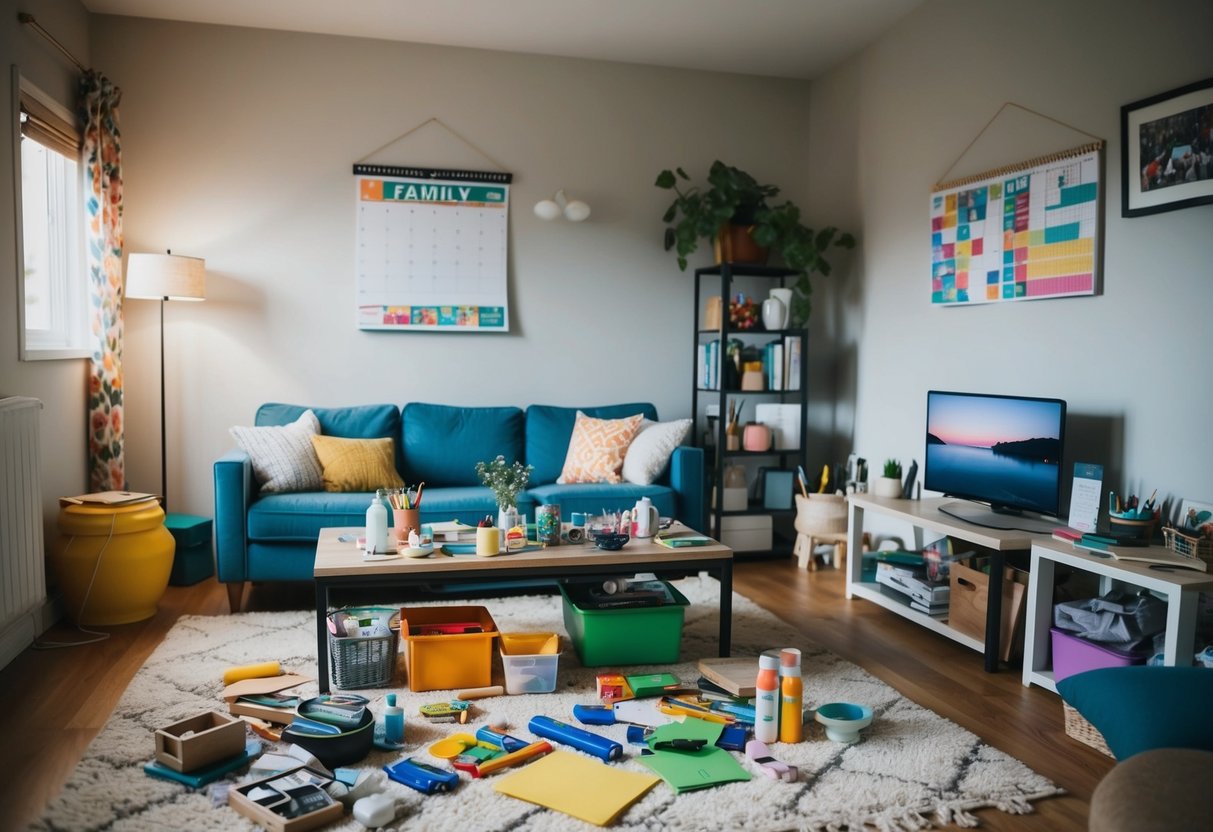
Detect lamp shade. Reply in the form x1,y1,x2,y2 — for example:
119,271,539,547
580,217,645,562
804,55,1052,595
125,253,206,301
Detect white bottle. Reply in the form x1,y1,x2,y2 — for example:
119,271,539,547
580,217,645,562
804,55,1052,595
366,489,388,554
754,652,780,743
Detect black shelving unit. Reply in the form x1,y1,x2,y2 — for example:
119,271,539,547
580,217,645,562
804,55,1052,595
692,264,809,556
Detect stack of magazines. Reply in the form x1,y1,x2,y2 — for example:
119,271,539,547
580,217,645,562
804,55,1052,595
874,554,950,617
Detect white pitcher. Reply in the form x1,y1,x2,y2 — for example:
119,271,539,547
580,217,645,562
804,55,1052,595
761,296,786,331
631,496,659,538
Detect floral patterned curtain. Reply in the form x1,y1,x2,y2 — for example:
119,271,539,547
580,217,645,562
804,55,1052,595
79,71,125,492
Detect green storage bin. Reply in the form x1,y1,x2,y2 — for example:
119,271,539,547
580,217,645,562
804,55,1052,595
559,582,688,666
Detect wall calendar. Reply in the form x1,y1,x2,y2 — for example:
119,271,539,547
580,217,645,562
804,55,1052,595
354,164,511,331
930,143,1103,305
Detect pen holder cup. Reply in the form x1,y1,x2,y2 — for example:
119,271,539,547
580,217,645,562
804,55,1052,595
393,508,421,543
1108,514,1156,542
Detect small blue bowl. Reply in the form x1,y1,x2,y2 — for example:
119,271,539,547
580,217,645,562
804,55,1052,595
815,701,873,743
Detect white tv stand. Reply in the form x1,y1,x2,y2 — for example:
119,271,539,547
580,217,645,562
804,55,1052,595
845,494,1047,672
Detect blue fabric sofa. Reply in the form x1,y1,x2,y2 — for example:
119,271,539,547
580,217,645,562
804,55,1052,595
214,401,704,611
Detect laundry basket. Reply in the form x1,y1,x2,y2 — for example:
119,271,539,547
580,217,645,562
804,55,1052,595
327,606,400,689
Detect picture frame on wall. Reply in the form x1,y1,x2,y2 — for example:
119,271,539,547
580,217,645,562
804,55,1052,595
1120,76,1213,217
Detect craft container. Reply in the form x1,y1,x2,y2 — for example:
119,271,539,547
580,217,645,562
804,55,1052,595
560,582,688,666
400,605,499,692
1049,626,1151,683
280,707,375,769
499,632,561,694
229,765,344,832
154,710,245,773
327,606,400,689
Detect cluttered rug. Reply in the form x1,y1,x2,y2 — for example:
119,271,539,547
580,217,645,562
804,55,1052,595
35,576,1062,831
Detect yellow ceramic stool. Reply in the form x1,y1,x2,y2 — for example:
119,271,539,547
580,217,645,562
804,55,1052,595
53,500,175,625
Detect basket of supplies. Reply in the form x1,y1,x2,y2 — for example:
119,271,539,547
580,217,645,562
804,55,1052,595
1163,527,1213,569
327,606,401,689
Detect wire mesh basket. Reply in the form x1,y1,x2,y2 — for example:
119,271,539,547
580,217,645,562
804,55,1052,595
1163,528,1213,569
327,606,400,689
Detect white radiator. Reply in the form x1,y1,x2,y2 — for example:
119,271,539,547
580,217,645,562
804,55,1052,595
0,397,45,669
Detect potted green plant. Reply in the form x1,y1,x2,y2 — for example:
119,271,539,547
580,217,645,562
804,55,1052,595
655,160,856,324
475,455,533,529
873,459,903,498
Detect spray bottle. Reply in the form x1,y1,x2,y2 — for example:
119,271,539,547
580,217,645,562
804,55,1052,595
754,652,780,743
779,647,803,743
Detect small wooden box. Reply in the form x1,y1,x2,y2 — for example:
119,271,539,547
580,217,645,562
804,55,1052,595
948,561,1027,662
229,765,344,832
154,710,245,773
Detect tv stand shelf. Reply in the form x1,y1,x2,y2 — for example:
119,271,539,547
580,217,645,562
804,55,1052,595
845,495,1047,672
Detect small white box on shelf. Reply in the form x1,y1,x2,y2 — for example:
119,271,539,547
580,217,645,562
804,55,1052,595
713,515,773,552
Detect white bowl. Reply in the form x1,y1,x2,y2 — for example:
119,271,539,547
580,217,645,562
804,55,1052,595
815,702,873,743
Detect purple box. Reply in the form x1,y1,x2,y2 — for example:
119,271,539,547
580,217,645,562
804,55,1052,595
1050,627,1151,683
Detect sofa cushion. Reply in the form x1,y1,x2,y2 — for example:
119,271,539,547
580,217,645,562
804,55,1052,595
257,402,404,473
559,411,644,484
403,403,525,487
230,409,324,493
622,418,692,485
527,482,675,520
1056,666,1213,760
526,403,656,485
248,492,374,540
311,435,404,492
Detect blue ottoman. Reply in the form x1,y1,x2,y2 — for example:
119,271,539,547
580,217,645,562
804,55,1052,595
165,513,214,586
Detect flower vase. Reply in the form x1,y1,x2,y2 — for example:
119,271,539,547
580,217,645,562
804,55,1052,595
497,505,518,533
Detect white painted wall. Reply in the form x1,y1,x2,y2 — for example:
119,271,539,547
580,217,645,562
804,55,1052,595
90,17,817,515
808,0,1213,513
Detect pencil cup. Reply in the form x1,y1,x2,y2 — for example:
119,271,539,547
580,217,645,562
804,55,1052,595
476,526,501,557
393,508,421,544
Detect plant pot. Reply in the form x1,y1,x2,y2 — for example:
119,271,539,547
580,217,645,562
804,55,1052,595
872,476,903,499
714,223,769,265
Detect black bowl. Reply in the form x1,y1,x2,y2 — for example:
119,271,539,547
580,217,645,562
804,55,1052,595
591,531,630,551
282,702,374,767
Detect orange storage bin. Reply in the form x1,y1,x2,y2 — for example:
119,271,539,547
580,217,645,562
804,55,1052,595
400,605,498,692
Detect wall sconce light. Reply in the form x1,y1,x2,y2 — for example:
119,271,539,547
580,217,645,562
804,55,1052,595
534,189,591,222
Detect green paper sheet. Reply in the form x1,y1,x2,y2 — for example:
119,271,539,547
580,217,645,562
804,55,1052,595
636,719,750,793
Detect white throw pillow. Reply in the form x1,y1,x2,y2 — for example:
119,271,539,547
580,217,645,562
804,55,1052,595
230,409,324,493
622,418,692,485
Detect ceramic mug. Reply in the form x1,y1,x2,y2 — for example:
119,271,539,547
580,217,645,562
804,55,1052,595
476,526,501,557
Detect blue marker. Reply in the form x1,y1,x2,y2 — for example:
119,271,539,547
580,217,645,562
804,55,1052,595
529,715,622,762
475,724,528,753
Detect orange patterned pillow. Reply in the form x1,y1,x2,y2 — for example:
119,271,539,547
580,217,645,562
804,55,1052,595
558,411,644,484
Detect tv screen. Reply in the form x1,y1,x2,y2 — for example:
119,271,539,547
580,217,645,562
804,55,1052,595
924,390,1066,521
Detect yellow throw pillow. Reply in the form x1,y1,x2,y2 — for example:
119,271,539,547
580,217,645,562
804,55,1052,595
558,411,644,484
310,435,404,492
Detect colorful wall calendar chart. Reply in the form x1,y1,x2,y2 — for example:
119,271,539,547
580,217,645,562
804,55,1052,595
930,143,1102,305
354,164,511,331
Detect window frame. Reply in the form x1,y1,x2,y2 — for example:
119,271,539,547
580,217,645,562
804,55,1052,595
12,66,89,361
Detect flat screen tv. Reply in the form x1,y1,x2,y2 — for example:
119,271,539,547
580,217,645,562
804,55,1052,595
924,390,1066,532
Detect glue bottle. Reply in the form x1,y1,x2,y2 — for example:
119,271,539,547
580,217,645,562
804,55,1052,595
366,489,388,554
384,693,404,745
754,652,780,743
779,647,803,743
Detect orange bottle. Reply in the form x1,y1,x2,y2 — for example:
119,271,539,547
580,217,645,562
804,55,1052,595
779,648,803,743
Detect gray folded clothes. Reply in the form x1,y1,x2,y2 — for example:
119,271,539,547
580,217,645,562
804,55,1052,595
1053,590,1167,649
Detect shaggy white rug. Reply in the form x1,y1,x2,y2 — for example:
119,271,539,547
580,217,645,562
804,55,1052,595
34,576,1062,831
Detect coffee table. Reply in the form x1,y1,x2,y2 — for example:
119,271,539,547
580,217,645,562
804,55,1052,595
313,525,734,692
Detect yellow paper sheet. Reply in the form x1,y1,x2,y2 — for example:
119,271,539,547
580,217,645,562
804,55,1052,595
493,750,659,826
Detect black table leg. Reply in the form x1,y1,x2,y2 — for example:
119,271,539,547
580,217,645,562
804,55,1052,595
316,580,330,693
984,551,1004,673
718,559,733,656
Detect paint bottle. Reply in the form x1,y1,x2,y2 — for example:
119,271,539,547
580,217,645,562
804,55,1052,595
384,693,404,745
779,647,803,743
366,489,388,554
754,652,780,743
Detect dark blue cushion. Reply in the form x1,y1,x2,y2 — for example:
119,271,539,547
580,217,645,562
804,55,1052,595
402,403,524,487
1056,666,1213,760
525,403,657,485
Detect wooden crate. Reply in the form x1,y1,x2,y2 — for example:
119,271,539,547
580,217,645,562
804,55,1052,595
948,561,1027,662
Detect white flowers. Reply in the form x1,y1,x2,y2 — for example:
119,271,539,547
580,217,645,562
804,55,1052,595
475,455,533,509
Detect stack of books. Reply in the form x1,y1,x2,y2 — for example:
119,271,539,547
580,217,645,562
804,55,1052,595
874,557,950,617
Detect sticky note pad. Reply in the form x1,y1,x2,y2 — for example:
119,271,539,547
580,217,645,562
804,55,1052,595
493,750,659,826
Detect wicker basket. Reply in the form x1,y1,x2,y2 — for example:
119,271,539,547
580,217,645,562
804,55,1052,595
1164,527,1213,569
327,606,401,689
1062,702,1113,758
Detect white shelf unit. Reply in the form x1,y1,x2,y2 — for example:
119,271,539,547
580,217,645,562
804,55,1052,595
845,495,1043,672
1022,538,1213,692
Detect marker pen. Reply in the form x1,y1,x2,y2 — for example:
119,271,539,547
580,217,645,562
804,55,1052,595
471,740,553,777
475,724,528,753
528,715,623,762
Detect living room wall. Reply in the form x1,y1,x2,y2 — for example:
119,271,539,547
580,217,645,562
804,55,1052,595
89,16,821,516
807,0,1213,511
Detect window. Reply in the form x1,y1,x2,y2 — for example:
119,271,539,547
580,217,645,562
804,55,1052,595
13,70,88,360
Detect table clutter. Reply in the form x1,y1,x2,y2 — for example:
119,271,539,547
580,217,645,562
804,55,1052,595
144,578,876,830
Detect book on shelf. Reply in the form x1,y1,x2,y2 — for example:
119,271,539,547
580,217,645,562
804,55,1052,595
784,336,801,391
909,599,949,617
875,562,950,606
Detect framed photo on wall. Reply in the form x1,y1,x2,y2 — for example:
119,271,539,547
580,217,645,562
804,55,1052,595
1120,76,1213,217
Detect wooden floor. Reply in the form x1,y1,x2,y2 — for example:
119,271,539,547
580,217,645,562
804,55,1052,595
0,558,1109,831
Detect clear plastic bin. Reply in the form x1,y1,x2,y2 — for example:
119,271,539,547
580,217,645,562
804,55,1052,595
499,632,560,694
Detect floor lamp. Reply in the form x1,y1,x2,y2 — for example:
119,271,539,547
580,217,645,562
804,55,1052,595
125,252,206,511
